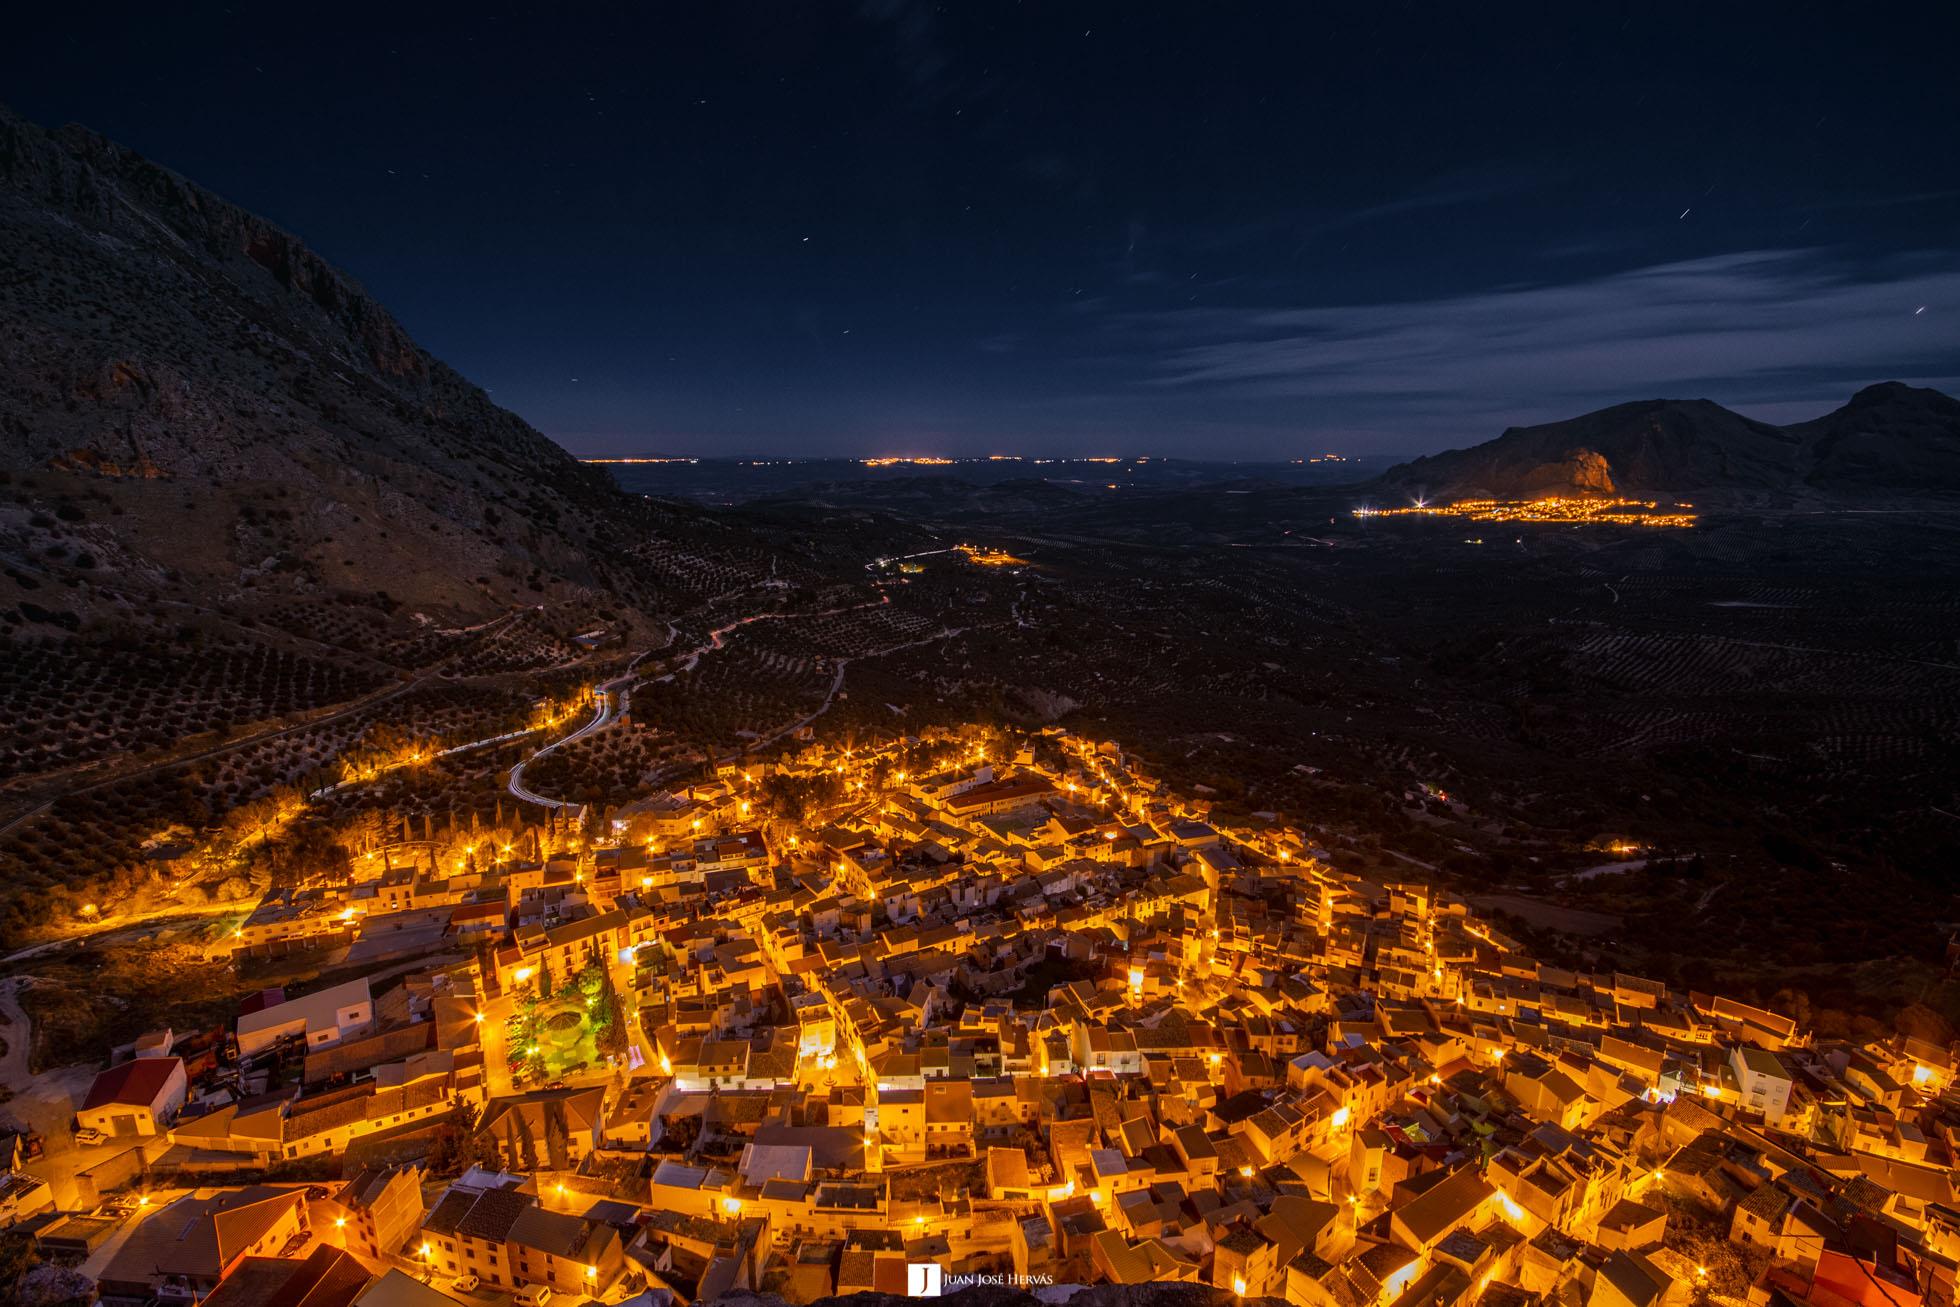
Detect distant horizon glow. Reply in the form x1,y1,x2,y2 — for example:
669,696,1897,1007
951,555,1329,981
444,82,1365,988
555,367,1938,466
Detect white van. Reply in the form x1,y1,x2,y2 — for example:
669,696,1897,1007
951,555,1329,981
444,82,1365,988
513,1287,554,1306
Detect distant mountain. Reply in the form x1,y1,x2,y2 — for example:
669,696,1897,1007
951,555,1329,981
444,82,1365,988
0,102,683,627
1375,383,1960,502
1789,382,1960,490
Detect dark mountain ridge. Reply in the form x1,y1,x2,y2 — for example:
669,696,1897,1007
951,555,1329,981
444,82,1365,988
0,101,679,624
1376,382,1960,501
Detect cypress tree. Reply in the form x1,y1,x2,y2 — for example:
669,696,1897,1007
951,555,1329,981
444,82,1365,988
513,1108,540,1171
596,964,628,1059
543,1101,571,1171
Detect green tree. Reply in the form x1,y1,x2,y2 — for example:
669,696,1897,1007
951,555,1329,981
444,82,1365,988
425,1125,465,1177
469,1128,506,1173
595,965,628,1060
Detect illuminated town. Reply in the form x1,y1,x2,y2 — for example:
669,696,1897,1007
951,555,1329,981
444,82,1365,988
956,544,1029,567
4,9,1955,1307
1352,499,1698,528
2,721,1945,1307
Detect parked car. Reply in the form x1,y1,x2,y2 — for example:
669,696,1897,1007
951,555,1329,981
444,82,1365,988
75,1128,106,1146
449,1273,480,1292
513,1286,553,1305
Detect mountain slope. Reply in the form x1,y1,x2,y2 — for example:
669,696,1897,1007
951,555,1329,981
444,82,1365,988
1376,398,1801,500
1374,385,1960,502
0,101,655,623
1789,381,1960,489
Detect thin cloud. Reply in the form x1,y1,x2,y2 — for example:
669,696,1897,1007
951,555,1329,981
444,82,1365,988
1134,249,1959,434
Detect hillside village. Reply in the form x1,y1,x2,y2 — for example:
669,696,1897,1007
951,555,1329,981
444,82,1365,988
2,726,1956,1307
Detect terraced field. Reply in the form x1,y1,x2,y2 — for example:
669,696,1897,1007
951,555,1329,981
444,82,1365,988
0,637,388,780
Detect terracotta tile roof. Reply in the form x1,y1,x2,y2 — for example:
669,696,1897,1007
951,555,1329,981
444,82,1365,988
81,1057,182,1111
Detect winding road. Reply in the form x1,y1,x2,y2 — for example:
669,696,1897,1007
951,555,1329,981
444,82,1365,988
506,675,633,808
502,588,914,810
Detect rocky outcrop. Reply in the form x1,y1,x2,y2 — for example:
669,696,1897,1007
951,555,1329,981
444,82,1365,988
1516,447,1616,496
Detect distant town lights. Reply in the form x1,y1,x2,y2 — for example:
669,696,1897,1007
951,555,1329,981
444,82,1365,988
1352,495,1695,528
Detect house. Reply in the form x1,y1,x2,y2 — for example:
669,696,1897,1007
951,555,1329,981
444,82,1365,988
355,1269,476,1306
1091,1228,1201,1284
237,977,375,1056
97,1186,310,1303
199,1243,372,1307
477,1087,609,1169
419,1178,625,1295
279,1067,459,1160
318,1164,426,1261
1730,1046,1794,1125
1596,1198,1668,1251
1213,1221,1282,1296
1390,1166,1497,1256
1590,1248,1676,1307
77,1056,189,1137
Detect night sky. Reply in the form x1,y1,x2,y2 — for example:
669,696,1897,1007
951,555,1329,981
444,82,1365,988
6,4,1957,458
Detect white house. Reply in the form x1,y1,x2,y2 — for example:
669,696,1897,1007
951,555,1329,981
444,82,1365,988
236,977,375,1057
77,1057,189,1137
1730,1046,1794,1125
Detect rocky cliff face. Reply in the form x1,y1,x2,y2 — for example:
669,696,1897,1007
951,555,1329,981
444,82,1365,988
1375,386,1960,503
0,101,654,622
